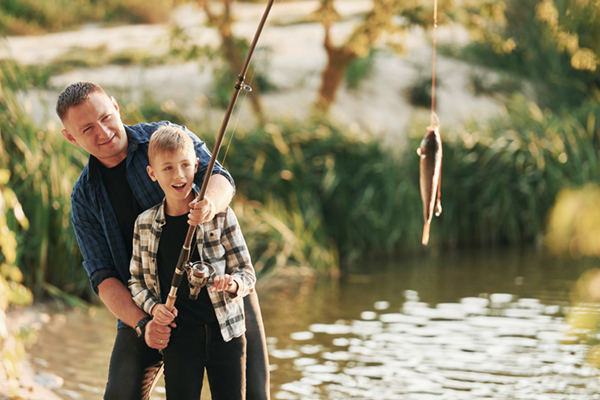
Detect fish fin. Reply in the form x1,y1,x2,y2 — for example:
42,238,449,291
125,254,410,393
422,223,430,246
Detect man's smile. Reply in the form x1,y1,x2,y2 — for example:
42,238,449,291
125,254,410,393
99,134,116,146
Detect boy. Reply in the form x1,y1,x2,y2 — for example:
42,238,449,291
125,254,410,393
129,125,256,399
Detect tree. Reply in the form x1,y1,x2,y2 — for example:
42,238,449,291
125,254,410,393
200,0,266,125
312,0,404,116
311,0,455,116
455,0,600,109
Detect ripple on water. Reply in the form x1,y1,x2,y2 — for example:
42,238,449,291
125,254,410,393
290,331,314,340
380,313,428,325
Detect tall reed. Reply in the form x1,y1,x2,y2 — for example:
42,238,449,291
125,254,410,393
0,60,88,297
3,62,600,296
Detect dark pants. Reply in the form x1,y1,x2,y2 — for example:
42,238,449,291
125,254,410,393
163,322,246,399
104,291,270,400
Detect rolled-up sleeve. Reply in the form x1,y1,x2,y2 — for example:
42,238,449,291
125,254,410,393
221,209,255,298
128,219,161,315
71,190,119,295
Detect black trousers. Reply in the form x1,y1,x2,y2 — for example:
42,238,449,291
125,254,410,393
104,291,270,400
163,322,246,400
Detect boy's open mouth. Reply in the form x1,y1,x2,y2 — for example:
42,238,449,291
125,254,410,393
172,183,186,189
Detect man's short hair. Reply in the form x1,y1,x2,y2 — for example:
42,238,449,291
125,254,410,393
55,82,105,121
148,125,195,165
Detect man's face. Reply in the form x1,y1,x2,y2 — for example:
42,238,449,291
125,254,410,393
147,149,199,215
61,92,128,168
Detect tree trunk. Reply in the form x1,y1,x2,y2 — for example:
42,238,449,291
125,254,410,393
314,28,357,116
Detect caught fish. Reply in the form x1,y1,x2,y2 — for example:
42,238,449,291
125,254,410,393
417,124,442,246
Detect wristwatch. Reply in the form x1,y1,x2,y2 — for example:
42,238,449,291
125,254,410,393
135,316,152,338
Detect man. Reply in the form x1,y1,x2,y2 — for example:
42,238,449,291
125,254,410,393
57,81,270,399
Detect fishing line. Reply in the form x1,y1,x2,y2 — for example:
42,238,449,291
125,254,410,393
217,0,280,170
192,0,278,266
430,0,439,127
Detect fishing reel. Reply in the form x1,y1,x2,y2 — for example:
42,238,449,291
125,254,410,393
187,261,215,300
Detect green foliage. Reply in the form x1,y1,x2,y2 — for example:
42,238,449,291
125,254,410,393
345,48,377,90
468,69,523,98
222,121,423,264
405,73,436,109
0,0,180,35
0,170,34,397
0,47,169,90
0,60,90,298
209,42,274,110
455,0,600,110
122,96,187,126
168,26,275,110
438,95,600,247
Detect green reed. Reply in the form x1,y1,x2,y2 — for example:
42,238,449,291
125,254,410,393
3,57,600,295
218,96,600,263
1,0,180,35
0,60,89,297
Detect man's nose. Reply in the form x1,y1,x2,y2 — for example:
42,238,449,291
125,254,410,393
99,123,112,138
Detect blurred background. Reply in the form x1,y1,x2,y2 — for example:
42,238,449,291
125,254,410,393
1,0,600,398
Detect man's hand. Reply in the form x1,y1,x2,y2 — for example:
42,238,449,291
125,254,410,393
188,197,215,226
210,274,238,294
151,304,178,327
145,320,172,350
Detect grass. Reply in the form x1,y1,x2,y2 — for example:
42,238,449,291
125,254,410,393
1,47,171,89
3,55,600,297
0,0,182,35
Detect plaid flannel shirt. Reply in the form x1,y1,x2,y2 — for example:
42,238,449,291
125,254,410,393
128,199,255,342
69,121,234,329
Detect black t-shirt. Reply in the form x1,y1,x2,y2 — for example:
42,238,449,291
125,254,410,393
98,158,144,259
157,213,217,326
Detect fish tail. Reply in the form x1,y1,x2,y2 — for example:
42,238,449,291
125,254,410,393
422,223,431,246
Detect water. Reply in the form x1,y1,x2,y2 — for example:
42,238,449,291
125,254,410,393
27,247,600,399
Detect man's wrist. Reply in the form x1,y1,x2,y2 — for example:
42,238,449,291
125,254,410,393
135,316,152,338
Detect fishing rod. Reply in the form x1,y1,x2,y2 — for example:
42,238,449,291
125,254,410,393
165,0,275,312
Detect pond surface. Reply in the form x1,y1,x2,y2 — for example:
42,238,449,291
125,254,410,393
28,247,600,399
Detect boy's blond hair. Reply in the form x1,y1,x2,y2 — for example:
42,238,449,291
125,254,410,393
148,126,195,165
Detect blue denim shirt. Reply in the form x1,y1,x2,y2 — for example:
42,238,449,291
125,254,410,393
70,121,234,308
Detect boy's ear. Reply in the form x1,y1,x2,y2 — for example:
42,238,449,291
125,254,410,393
195,157,199,173
147,165,157,181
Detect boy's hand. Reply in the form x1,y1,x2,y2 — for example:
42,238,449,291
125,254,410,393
210,274,238,294
188,197,215,225
151,304,178,327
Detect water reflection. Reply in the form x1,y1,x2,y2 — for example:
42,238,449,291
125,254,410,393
27,248,600,399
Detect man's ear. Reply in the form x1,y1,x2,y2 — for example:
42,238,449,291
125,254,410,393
110,96,120,112
61,129,80,146
147,165,157,181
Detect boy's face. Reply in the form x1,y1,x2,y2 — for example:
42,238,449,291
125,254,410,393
147,148,199,214
60,91,128,168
